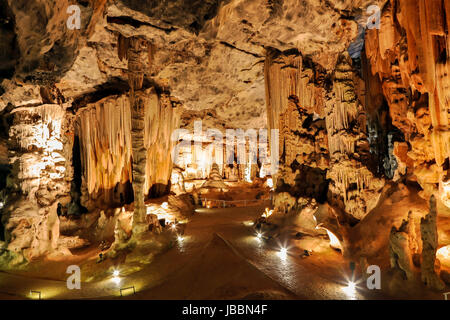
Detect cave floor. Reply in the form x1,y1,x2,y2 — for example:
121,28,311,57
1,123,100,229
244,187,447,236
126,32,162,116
0,206,447,300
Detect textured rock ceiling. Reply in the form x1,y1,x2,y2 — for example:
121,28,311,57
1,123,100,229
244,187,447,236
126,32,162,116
0,0,385,129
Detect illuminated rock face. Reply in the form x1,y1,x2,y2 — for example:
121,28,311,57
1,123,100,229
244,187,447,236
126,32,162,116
265,50,330,205
365,0,450,202
3,104,73,260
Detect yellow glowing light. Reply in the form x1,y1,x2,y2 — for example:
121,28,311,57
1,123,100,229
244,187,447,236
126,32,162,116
161,202,169,210
113,270,120,277
256,232,262,239
29,290,42,300
266,178,273,189
177,235,184,242
171,223,177,230
112,276,121,285
278,247,288,259
262,208,273,218
437,245,450,268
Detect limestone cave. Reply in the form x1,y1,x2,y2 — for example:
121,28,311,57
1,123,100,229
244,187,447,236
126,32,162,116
0,0,450,302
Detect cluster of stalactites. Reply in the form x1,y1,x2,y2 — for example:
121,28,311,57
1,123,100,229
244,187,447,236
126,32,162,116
264,49,327,135
76,88,180,200
9,104,71,200
365,0,449,200
325,54,384,220
77,95,133,196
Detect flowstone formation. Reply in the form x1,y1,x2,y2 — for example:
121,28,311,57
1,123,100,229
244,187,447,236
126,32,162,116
326,54,384,220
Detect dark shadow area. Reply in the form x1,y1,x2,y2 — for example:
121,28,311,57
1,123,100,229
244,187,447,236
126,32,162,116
148,183,170,199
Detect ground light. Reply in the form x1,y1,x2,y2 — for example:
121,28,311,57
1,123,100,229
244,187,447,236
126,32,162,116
341,263,358,300
112,270,121,285
177,235,184,242
278,247,288,260
171,223,177,230
342,281,357,300
255,232,263,243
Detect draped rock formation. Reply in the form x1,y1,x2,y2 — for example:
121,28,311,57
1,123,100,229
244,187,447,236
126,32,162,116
365,0,450,202
76,89,181,210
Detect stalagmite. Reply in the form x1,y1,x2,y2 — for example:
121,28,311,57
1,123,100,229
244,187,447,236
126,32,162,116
420,195,445,290
389,213,415,281
200,163,228,193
